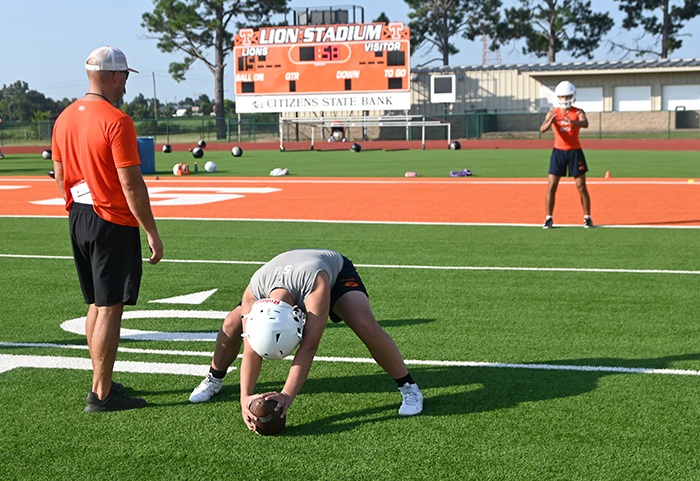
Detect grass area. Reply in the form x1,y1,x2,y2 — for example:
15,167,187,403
1,147,698,479
2,216,700,480
2,147,699,179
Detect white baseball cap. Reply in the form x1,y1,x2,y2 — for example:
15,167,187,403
85,46,139,73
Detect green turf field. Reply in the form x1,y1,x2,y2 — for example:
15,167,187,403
1,149,699,480
2,147,699,178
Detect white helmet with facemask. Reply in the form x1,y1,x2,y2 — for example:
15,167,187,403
555,81,576,108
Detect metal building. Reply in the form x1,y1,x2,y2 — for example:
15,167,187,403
410,58,700,114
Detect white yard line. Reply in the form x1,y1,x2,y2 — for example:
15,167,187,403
0,353,209,376
2,251,699,377
1,254,698,275
1,345,699,377
3,215,698,228
1,177,695,185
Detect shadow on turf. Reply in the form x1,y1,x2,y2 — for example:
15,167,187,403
272,352,700,436
325,318,435,329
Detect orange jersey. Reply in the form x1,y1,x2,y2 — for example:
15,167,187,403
551,107,582,151
52,100,140,226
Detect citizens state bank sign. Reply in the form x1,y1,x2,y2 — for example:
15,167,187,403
233,22,411,113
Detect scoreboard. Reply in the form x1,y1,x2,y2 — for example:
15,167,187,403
233,22,411,113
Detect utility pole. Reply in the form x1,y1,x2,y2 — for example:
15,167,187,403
152,72,158,120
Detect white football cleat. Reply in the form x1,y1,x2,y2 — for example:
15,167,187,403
189,373,223,403
398,383,423,416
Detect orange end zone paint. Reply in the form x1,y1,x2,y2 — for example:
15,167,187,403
1,176,698,227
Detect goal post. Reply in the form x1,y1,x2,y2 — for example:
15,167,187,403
279,114,451,150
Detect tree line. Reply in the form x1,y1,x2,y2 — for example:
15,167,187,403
0,82,236,123
0,81,71,123
408,0,700,65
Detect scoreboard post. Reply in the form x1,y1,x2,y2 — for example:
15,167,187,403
233,22,411,113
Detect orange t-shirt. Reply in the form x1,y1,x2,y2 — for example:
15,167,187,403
52,99,141,227
551,107,582,151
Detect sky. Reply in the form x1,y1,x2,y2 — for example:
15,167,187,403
2,0,699,105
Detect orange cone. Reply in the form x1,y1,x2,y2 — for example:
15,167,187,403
604,171,611,179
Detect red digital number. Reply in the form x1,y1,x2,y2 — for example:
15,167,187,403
321,45,340,61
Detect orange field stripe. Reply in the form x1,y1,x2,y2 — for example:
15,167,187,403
1,176,698,227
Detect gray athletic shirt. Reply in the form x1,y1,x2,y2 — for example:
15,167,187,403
250,249,343,312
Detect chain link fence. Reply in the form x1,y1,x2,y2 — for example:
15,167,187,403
402,110,700,141
2,110,698,147
0,116,279,147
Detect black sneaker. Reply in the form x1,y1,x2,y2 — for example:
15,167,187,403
584,218,594,228
85,381,125,401
85,386,147,413
543,218,553,229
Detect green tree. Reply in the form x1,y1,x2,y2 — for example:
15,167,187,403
374,12,390,23
497,0,613,62
142,0,288,139
32,111,51,121
613,0,700,58
405,0,502,66
200,100,213,115
0,81,65,121
224,99,236,116
122,93,153,119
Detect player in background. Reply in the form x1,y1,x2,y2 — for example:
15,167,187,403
540,81,593,229
328,120,347,142
189,249,423,427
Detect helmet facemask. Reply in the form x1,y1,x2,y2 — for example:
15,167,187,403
558,95,575,109
554,81,576,109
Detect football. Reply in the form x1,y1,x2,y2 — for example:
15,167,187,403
450,141,461,150
192,147,204,159
198,140,207,148
42,149,52,160
249,398,285,436
350,142,361,152
162,144,173,153
231,146,243,157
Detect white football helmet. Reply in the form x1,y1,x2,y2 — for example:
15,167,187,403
242,299,305,360
554,81,576,108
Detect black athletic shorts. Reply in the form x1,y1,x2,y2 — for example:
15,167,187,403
69,203,142,306
329,256,368,323
549,148,588,177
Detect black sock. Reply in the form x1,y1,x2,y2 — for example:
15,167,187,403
209,366,226,379
394,373,414,387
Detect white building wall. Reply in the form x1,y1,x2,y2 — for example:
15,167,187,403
410,67,700,114
614,86,652,111
663,85,700,110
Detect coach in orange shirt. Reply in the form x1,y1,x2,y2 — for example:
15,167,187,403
51,46,163,412
540,81,593,229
